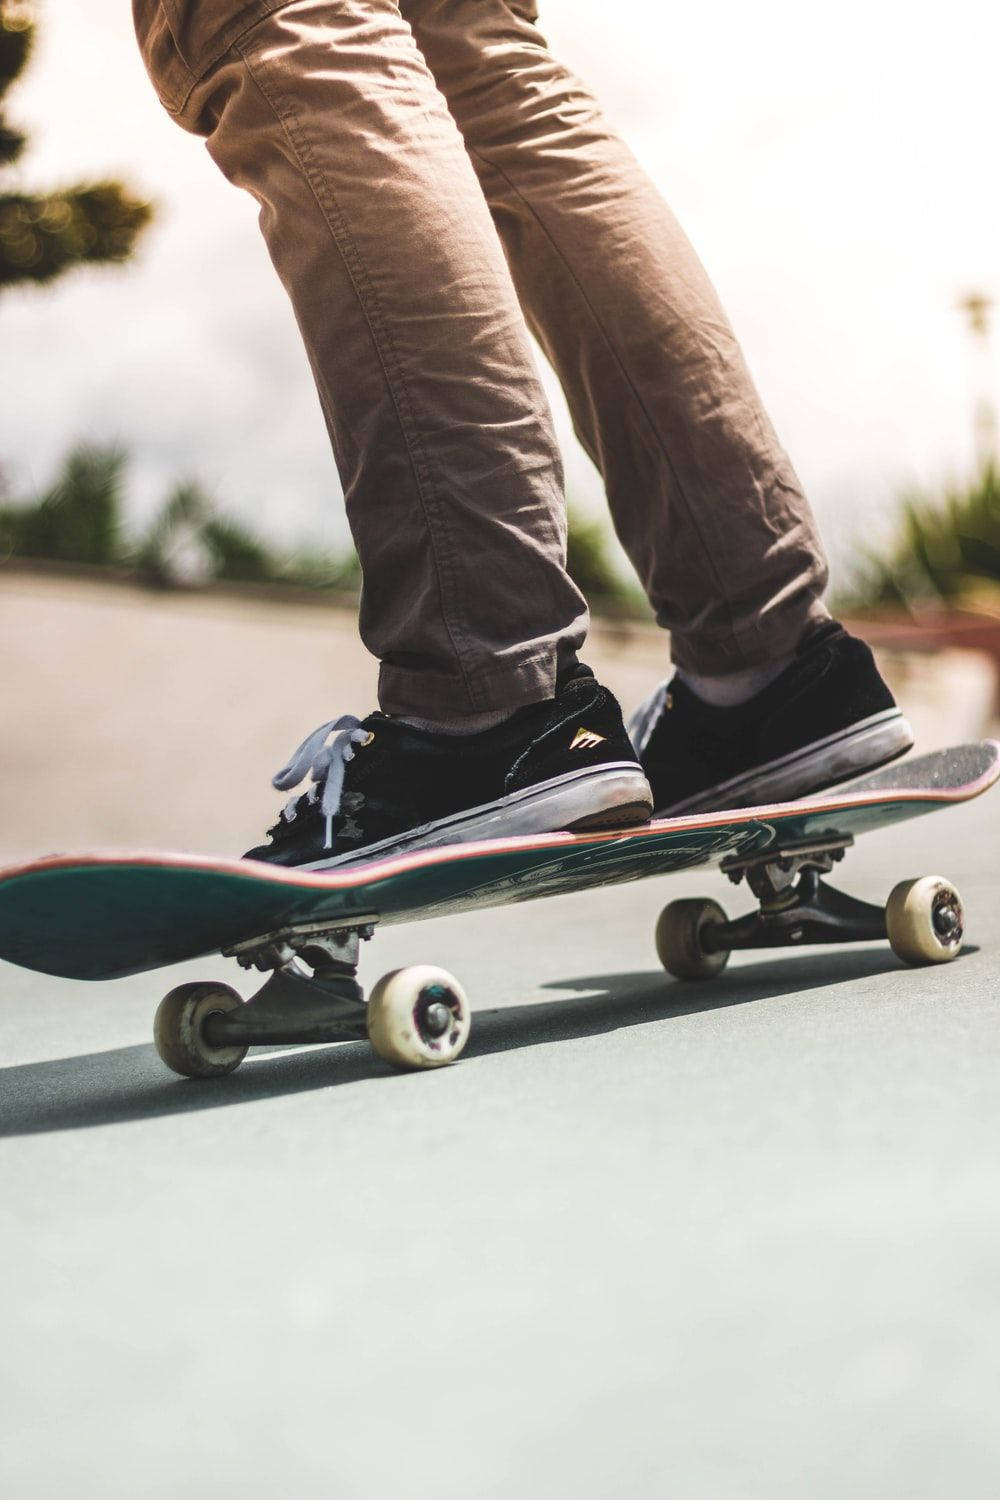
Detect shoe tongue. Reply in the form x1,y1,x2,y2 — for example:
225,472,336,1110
556,660,595,690
798,619,843,655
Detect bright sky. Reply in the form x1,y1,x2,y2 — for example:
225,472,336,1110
2,0,998,583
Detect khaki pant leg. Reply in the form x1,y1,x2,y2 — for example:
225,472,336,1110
132,0,589,715
405,0,830,672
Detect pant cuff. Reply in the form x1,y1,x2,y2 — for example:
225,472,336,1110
668,594,832,675
378,646,565,719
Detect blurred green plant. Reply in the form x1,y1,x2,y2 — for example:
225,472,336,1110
135,477,364,589
0,0,152,289
839,467,1000,612
0,443,125,563
565,507,620,597
136,480,271,586
565,505,648,614
0,441,365,591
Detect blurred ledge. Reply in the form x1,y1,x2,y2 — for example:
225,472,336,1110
0,554,363,614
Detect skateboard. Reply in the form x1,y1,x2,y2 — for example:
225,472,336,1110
0,741,996,1076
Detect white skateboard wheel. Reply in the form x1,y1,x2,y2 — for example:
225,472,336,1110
885,876,964,965
367,965,470,1069
656,897,731,980
154,982,248,1078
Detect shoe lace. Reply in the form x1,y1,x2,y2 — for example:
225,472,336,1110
271,716,372,849
626,679,670,756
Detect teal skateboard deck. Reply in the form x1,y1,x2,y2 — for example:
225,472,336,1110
0,742,996,1074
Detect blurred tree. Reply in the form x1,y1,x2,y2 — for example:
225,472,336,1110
565,506,624,598
0,442,126,563
134,474,364,591
0,0,152,289
565,504,649,616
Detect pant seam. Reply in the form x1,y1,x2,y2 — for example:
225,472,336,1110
236,36,487,708
468,141,739,644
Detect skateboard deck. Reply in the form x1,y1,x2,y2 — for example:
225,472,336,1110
0,741,996,982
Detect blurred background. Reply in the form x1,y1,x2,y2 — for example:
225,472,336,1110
1,0,999,854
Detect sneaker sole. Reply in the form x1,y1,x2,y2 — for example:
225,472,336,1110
653,708,916,816
302,762,653,871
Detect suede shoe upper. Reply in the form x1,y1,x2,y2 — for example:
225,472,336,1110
245,665,644,867
638,622,903,813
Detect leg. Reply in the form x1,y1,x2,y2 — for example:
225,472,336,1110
133,0,652,864
404,0,830,674
403,0,914,817
132,0,588,718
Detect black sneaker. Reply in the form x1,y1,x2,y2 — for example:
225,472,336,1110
629,621,914,815
244,665,653,869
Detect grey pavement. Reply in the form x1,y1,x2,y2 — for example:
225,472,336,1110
2,574,1000,1497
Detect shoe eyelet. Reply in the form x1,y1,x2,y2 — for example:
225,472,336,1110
665,692,674,711
359,731,375,747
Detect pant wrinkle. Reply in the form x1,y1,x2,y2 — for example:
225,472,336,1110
237,34,482,706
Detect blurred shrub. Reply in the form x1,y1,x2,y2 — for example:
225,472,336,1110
1,441,364,592
566,505,648,615
0,444,125,564
840,467,1000,612
565,506,620,596
136,480,274,586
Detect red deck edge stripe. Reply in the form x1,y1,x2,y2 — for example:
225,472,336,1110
2,743,997,892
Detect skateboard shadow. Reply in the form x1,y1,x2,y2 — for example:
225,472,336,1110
0,946,959,1136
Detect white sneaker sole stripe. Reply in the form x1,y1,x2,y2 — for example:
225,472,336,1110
302,762,653,871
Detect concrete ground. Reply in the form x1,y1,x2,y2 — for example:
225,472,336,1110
2,573,1000,1497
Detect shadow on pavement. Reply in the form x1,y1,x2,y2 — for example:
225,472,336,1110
0,947,931,1136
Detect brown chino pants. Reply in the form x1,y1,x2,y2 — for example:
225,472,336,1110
132,0,829,716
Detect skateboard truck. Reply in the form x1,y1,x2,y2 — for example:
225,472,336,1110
195,919,379,1049
654,834,965,981
154,913,472,1076
708,834,888,950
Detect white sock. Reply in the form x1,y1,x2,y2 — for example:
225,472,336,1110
675,654,794,708
393,706,521,736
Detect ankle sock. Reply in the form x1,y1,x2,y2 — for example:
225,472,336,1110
675,654,794,708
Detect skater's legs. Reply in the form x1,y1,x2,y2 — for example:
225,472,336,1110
405,0,830,674
132,0,588,717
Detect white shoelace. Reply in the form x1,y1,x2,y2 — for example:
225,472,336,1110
626,678,670,756
271,716,372,849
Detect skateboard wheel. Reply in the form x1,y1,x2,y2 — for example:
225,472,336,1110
885,876,964,965
367,965,471,1070
153,982,249,1078
656,898,730,980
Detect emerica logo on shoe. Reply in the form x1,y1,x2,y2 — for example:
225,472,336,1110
570,728,606,751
